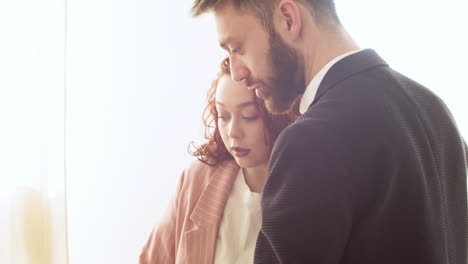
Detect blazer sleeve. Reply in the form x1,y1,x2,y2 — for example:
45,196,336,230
464,140,468,170
255,121,353,264
139,169,186,264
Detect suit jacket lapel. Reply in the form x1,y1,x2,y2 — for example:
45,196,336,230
183,160,239,263
311,49,389,108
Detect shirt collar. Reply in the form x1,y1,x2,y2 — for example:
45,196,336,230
299,49,363,114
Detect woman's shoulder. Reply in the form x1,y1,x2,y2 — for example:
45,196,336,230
184,159,217,176
183,158,238,183
177,158,238,205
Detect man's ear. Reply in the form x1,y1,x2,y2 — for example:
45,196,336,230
274,0,302,41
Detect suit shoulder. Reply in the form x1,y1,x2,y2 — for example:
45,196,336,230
275,118,345,153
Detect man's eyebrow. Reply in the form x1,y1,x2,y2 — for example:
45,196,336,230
219,36,234,51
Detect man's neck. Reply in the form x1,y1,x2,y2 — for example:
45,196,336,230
302,27,360,86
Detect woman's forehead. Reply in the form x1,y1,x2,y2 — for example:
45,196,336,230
215,75,255,107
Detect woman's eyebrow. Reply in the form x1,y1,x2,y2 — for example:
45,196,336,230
215,101,256,108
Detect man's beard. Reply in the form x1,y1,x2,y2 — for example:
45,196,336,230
261,30,305,114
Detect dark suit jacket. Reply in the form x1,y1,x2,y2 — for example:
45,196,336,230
254,49,467,264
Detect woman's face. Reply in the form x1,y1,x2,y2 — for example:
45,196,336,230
215,75,271,169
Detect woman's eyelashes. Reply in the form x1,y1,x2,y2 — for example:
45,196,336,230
218,115,229,121
217,110,230,121
242,115,259,121
241,108,260,120
217,113,259,121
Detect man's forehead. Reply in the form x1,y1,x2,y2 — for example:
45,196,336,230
214,8,256,45
215,17,243,45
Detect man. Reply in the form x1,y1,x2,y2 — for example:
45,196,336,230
191,0,468,263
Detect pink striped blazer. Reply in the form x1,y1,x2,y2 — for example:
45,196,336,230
139,159,239,264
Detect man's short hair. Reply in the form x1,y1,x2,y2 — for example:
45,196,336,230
190,0,341,31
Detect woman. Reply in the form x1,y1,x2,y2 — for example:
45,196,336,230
139,58,298,264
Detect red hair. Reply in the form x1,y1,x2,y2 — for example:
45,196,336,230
189,57,299,166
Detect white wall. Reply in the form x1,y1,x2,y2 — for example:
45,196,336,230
65,0,468,263
0,1,68,263
66,1,224,263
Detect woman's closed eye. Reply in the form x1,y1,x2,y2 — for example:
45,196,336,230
241,108,260,121
218,115,258,121
242,115,259,121
218,114,230,121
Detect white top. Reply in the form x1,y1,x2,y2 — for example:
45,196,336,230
299,49,364,114
213,168,262,264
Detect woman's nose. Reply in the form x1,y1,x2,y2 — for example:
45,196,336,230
228,119,243,139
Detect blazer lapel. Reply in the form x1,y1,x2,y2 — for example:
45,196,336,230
183,160,239,264
312,49,389,107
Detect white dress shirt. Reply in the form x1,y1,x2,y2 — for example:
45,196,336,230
213,168,262,264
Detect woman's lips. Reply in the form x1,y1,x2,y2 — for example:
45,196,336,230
232,147,250,158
